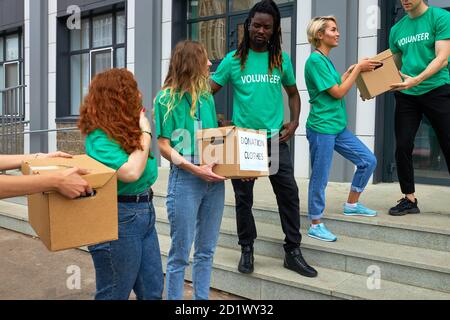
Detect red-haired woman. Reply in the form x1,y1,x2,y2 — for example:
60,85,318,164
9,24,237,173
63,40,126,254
78,68,163,300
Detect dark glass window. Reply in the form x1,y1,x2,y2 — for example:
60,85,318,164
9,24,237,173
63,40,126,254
69,10,126,115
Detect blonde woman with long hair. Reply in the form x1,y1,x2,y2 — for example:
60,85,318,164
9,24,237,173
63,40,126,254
155,40,226,300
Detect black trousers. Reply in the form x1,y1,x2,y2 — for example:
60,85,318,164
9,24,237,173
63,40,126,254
231,138,301,252
394,84,450,194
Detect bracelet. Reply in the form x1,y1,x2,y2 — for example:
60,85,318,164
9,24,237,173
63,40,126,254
142,131,152,138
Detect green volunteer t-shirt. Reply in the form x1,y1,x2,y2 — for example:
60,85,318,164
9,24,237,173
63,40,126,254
85,129,158,196
212,50,296,135
389,6,450,96
304,52,347,135
154,89,218,156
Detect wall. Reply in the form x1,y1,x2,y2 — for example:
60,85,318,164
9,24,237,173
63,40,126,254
0,0,24,30
160,0,172,168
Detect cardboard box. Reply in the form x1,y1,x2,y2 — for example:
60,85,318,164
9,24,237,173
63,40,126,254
356,49,403,100
197,126,270,179
21,155,118,252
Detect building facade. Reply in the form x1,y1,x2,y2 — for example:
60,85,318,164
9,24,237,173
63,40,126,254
0,0,448,187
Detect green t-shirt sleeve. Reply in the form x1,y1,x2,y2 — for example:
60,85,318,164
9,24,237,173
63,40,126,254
308,59,339,93
87,133,129,171
282,53,297,87
389,27,401,54
212,53,232,87
435,9,450,41
154,93,175,140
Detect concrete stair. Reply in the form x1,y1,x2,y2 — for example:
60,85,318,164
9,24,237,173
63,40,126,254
154,202,450,295
157,234,449,300
1,170,449,300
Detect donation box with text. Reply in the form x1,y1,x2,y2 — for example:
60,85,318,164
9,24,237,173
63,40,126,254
197,126,270,179
21,155,118,252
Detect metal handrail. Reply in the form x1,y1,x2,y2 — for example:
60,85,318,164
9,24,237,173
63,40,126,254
0,84,26,92
0,127,79,137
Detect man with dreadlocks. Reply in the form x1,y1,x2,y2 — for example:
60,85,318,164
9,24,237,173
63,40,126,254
211,0,317,278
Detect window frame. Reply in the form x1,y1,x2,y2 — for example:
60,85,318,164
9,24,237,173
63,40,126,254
0,29,23,117
57,3,127,120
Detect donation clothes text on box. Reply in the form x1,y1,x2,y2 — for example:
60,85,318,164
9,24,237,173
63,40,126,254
238,130,268,172
197,126,270,179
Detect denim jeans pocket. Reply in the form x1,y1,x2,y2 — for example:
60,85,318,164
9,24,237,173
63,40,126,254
118,204,140,225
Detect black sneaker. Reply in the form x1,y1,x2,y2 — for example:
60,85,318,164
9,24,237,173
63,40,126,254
389,198,421,216
238,245,254,274
284,248,318,278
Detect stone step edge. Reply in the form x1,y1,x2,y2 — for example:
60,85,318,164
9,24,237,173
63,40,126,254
154,206,450,275
153,193,450,236
157,234,450,300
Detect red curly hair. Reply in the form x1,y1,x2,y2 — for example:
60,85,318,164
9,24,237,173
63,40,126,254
78,69,143,154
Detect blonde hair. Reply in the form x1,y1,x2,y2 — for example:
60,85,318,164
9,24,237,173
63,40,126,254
159,40,211,123
307,16,338,48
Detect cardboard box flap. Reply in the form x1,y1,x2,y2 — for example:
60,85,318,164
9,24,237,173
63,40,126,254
196,126,236,140
374,49,394,62
22,155,116,189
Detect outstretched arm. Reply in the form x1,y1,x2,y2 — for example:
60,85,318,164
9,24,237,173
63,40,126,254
0,152,73,171
327,59,382,100
0,168,92,200
391,39,450,91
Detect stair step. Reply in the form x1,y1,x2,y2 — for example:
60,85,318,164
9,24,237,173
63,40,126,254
155,206,450,293
158,234,450,300
2,199,449,298
153,194,450,252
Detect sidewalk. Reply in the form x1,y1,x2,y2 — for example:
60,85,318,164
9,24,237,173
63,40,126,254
0,228,244,300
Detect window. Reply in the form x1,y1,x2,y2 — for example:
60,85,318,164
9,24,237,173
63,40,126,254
187,0,294,62
68,10,126,116
231,0,294,12
0,32,23,116
188,0,227,61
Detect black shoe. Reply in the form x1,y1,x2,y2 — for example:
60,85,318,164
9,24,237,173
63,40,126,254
284,248,318,278
238,245,254,274
389,198,421,216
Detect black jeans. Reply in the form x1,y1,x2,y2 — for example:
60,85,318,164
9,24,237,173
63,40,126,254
231,138,302,252
395,84,450,194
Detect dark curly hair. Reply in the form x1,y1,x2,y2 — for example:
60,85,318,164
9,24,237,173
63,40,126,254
78,68,144,154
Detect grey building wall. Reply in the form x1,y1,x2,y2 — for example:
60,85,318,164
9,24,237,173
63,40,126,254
0,0,24,30
56,0,124,17
428,0,450,8
134,0,162,161
29,0,48,153
312,0,359,183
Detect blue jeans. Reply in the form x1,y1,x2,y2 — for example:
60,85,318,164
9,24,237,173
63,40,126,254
88,198,164,300
165,165,225,300
307,128,377,221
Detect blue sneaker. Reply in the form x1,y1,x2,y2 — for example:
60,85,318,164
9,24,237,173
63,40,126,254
307,224,337,242
344,203,377,217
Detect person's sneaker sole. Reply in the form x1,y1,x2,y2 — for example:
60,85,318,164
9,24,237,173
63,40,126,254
283,261,318,278
343,212,377,217
307,233,337,242
389,208,421,216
